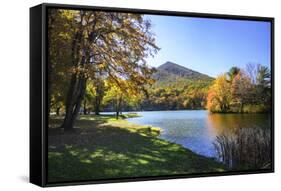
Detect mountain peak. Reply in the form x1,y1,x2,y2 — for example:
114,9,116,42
154,61,213,82
158,61,188,71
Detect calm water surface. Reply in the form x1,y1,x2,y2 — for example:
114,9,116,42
126,110,271,158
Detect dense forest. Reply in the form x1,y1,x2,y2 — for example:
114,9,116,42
207,64,271,113
103,62,214,111
48,9,271,131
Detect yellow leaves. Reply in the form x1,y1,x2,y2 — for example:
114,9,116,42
207,74,231,112
86,81,97,97
123,18,131,27
58,31,72,40
60,10,79,20
207,89,219,111
69,66,89,78
207,70,256,112
49,9,159,111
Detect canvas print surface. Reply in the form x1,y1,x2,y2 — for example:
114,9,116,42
47,8,272,183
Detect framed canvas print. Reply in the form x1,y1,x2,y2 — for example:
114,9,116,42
30,3,274,187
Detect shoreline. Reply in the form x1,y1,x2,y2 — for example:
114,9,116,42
99,109,271,114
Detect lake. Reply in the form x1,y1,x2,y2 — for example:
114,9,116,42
126,110,271,158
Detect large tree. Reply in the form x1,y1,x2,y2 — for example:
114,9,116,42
48,9,74,117
227,66,240,82
231,71,253,112
246,63,271,106
207,74,232,112
48,10,159,130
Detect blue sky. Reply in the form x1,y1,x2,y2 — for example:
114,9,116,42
144,15,271,77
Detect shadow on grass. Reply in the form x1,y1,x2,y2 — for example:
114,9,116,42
48,115,224,182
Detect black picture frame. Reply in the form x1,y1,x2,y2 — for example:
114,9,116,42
30,3,275,187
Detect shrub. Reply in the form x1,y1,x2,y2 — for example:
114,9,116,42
213,126,271,170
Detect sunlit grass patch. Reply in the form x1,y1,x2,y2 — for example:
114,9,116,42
48,114,225,182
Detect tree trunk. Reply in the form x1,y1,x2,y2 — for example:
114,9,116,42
56,107,60,116
61,74,87,131
95,108,100,115
119,95,123,115
83,99,87,115
240,102,244,113
115,98,119,119
94,80,105,115
115,94,123,119
94,96,100,115
60,24,86,131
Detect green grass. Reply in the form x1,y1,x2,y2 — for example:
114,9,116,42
48,114,225,182
120,112,141,119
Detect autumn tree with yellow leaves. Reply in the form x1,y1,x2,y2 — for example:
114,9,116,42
207,74,232,112
48,9,159,130
207,65,271,113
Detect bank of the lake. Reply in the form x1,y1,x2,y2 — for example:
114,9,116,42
48,114,225,182
126,110,271,158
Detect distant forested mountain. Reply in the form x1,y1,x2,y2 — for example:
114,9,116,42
136,62,214,111
153,61,213,84
104,61,214,112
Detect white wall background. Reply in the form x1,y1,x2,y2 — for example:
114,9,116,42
0,0,280,190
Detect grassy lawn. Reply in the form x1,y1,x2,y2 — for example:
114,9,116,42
48,114,225,182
